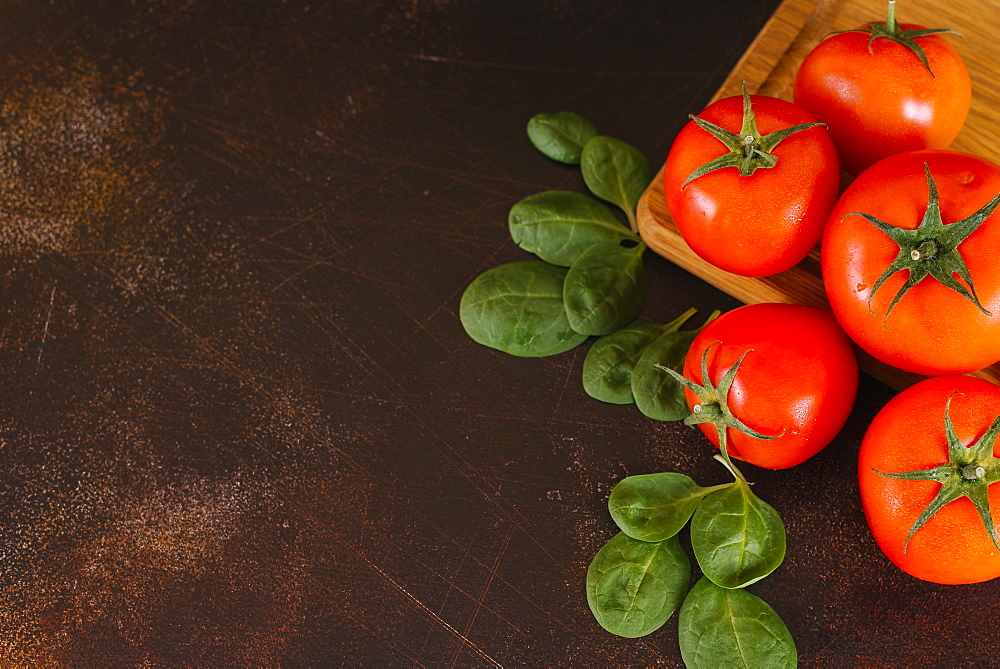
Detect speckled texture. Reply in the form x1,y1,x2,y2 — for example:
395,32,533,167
2,0,989,666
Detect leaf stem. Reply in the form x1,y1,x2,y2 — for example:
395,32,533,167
625,208,638,234
702,479,738,495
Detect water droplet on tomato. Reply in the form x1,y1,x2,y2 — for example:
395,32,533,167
856,283,867,293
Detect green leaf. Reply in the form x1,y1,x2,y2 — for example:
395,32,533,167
632,328,701,422
526,112,599,164
586,532,691,638
460,261,587,357
690,480,786,589
563,241,649,336
582,308,696,404
580,136,651,230
508,190,637,267
609,473,732,543
582,321,668,404
678,577,797,669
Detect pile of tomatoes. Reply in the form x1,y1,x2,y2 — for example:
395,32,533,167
659,2,1000,585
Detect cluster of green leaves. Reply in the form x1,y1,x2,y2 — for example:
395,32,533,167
458,111,799,664
582,308,719,420
587,458,796,667
461,111,713,422
460,112,652,355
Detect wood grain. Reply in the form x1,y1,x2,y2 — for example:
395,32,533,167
636,0,1000,389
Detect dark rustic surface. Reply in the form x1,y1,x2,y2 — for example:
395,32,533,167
1,1,995,666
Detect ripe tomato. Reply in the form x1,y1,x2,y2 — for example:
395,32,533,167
793,6,970,175
858,375,1000,584
663,89,839,278
822,149,1000,376
678,303,858,470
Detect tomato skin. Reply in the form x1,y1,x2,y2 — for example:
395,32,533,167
794,25,970,176
859,375,1000,585
663,95,839,278
821,150,1000,376
682,303,858,469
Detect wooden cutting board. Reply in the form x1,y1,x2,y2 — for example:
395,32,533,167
636,0,1000,389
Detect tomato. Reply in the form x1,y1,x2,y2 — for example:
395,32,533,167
663,88,839,278
793,5,970,175
822,149,1000,376
859,375,1000,584
679,303,858,470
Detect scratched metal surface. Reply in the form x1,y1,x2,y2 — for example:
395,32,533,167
2,0,994,666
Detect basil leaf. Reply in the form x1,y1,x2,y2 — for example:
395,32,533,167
581,136,651,227
609,473,732,543
631,328,700,421
690,480,786,589
563,241,649,336
526,112,598,164
460,261,587,357
508,190,638,267
586,532,691,638
678,577,797,669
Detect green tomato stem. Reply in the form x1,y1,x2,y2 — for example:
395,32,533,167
910,239,938,261
885,0,899,33
692,401,722,419
962,464,986,481
875,395,1000,552
712,439,746,483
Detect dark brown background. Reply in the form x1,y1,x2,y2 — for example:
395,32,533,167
1,1,994,666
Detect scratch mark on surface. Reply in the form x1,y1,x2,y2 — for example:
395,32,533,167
86,259,366,474
400,52,708,77
451,518,514,665
284,279,574,577
36,283,58,368
351,539,502,668
410,505,586,637
410,534,527,664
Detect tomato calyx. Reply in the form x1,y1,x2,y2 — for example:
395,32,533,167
874,394,1000,553
657,342,783,481
848,163,1000,324
825,0,960,78
681,82,825,188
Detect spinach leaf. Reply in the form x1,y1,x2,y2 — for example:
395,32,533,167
586,531,691,638
582,321,666,404
460,261,587,357
563,241,649,336
690,480,786,589
508,190,638,267
580,136,651,231
678,577,797,669
582,308,697,405
526,112,599,164
632,329,699,421
609,473,733,543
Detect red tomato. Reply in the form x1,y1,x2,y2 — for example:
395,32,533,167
822,150,1000,376
794,15,970,175
681,303,858,470
663,92,839,278
858,375,1000,584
